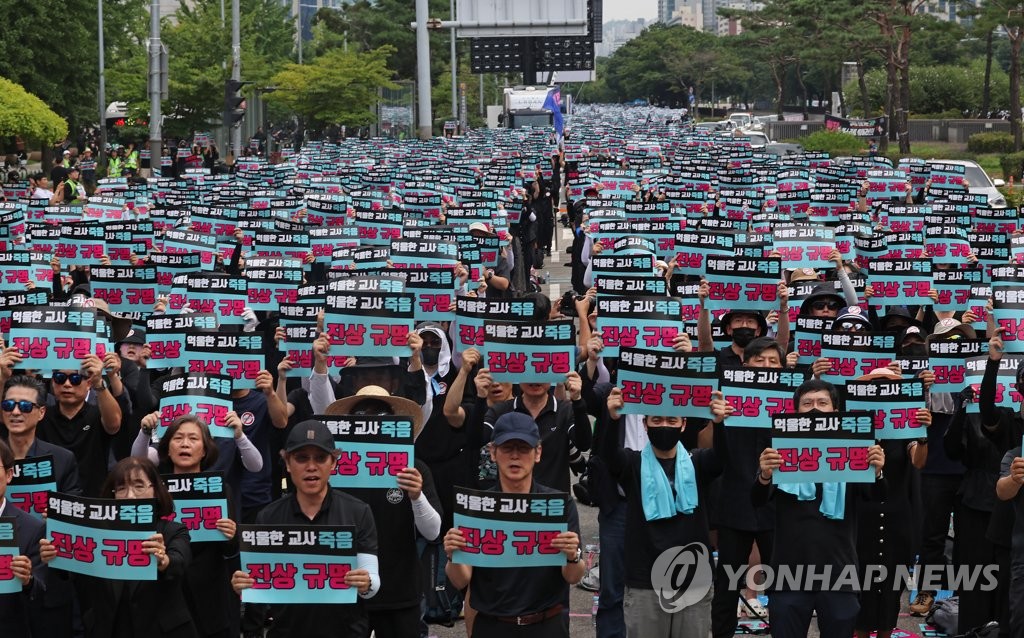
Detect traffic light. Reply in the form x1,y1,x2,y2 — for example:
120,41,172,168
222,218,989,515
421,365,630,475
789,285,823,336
223,79,250,128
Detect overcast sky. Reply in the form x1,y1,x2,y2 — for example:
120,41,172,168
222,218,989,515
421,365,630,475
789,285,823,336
601,0,657,22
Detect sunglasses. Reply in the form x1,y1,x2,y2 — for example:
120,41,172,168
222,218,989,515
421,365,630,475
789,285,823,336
0,399,41,413
811,300,842,311
53,372,91,386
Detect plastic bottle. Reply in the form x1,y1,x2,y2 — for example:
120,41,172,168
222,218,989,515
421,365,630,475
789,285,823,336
591,594,599,626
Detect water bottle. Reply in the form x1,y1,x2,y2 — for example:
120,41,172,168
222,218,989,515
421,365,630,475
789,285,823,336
544,270,550,284
591,594,599,626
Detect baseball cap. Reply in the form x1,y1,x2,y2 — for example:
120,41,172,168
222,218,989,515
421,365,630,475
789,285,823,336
63,150,70,156
118,328,146,345
285,419,336,454
491,412,540,447
788,267,819,283
468,222,495,236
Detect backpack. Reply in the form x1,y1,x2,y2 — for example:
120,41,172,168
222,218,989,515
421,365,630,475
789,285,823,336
418,538,463,626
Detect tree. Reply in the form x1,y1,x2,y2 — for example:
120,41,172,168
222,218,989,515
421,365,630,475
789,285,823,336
0,76,68,144
267,46,397,131
979,1,1024,150
160,0,292,137
0,1,148,134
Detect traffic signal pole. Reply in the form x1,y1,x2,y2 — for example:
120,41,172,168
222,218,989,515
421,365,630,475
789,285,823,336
231,0,242,160
148,0,162,175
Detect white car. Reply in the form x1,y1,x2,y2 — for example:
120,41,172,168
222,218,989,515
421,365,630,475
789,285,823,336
924,159,1007,208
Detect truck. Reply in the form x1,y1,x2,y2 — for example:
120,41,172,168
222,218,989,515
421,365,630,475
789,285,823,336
495,86,571,129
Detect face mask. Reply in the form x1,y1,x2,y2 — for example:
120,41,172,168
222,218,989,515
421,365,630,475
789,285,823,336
901,343,927,357
646,426,680,452
732,327,757,348
803,408,825,416
421,347,441,366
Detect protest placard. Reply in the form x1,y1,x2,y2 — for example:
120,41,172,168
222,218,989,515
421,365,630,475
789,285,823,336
770,412,876,484
46,493,158,580
239,525,357,604
162,472,230,543
451,487,569,568
318,416,415,490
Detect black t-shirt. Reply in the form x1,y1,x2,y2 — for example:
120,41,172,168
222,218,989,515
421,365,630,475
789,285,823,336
483,396,592,493
37,403,115,497
349,460,442,610
256,489,378,638
469,481,579,617
752,477,887,591
712,426,774,532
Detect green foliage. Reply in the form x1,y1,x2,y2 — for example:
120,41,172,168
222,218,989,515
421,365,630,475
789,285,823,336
0,76,68,143
1000,151,1024,180
846,59,1011,117
161,0,293,137
799,129,866,156
968,132,1015,154
267,46,397,129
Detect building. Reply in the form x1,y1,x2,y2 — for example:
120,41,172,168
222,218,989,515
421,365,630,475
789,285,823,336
285,0,349,42
658,0,677,24
662,0,762,35
920,0,975,25
596,18,649,58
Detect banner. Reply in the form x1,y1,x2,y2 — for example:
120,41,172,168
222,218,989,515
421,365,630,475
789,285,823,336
239,524,357,604
617,348,717,419
596,296,682,358
868,258,932,306
184,333,264,390
770,412,877,483
704,256,782,312
481,320,575,383
163,472,230,543
819,329,897,383
323,291,414,358
0,518,18,594
9,307,104,373
844,378,928,440
6,455,57,518
824,114,887,139
451,487,568,568
46,493,158,580
319,416,415,490
453,296,537,351
719,367,808,428
146,313,219,368
157,373,235,438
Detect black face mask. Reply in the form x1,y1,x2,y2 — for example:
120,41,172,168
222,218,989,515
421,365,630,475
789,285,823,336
731,327,757,348
901,343,927,357
803,408,825,416
647,426,680,451
421,347,441,366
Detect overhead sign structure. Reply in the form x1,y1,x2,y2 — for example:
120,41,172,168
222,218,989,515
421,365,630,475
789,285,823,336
455,0,589,38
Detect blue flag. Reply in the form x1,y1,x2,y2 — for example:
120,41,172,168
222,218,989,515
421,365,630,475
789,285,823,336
543,87,564,139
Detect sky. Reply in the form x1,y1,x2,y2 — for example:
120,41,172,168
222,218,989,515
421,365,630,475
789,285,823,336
601,0,658,22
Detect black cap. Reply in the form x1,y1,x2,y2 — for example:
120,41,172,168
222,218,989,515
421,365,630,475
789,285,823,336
118,327,146,345
491,412,540,447
285,419,335,454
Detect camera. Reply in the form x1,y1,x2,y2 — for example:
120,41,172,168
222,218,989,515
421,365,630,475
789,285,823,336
559,291,593,317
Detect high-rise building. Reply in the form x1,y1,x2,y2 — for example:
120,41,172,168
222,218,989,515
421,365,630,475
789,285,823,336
658,0,678,24
285,0,349,42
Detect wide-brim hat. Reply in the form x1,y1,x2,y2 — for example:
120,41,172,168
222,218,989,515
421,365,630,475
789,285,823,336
325,385,424,438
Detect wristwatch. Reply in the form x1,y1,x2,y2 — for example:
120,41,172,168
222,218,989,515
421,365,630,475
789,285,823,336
94,379,109,392
567,547,582,564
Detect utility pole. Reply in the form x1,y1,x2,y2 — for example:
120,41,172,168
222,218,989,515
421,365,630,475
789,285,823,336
415,0,432,139
450,0,457,120
231,0,242,158
97,0,107,173
148,0,162,172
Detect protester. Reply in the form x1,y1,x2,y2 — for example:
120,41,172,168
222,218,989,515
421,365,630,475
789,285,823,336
40,456,198,638
230,419,380,637
754,379,886,638
0,439,46,637
443,412,585,637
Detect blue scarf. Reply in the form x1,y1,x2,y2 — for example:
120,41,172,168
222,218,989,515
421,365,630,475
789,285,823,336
777,482,846,520
640,443,699,521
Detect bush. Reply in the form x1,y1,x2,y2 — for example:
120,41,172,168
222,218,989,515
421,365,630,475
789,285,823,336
969,132,1015,154
999,151,1024,180
799,129,867,156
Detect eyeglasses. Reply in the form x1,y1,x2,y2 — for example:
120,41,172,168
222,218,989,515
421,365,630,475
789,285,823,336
53,372,91,386
0,400,41,413
811,300,842,311
114,481,153,497
291,451,332,465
